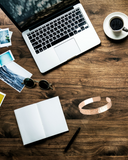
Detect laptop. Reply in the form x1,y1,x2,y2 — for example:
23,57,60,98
0,0,100,73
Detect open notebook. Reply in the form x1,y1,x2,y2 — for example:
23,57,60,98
14,96,68,145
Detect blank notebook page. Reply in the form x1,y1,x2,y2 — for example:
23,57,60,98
14,104,46,145
37,96,68,137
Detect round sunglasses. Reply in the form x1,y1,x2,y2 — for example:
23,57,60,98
22,78,52,90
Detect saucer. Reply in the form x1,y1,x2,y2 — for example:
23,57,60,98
103,12,128,40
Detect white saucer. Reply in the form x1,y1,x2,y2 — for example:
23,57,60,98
103,12,128,40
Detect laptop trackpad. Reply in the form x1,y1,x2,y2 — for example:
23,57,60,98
54,38,80,62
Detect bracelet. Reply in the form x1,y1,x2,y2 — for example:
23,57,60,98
78,96,112,115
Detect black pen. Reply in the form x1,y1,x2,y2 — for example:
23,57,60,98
64,127,81,152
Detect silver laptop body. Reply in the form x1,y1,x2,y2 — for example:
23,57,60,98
0,0,100,73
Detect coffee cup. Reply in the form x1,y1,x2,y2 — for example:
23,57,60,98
109,16,128,32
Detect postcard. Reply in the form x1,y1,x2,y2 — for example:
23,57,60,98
0,92,6,107
0,28,11,47
0,61,32,92
0,29,12,47
0,50,15,67
0,28,12,38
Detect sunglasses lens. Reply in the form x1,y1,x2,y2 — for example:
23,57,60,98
39,80,49,90
24,78,35,88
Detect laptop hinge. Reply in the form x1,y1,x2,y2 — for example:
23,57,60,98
29,3,77,31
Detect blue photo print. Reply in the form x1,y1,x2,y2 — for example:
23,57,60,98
0,50,14,67
0,28,11,46
0,61,32,92
0,65,25,92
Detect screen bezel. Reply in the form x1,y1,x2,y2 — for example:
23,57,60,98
0,0,79,32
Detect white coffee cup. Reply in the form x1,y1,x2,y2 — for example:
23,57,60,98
109,16,128,32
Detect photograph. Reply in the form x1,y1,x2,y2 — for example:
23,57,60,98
0,50,14,67
0,61,32,92
0,92,6,107
0,28,11,47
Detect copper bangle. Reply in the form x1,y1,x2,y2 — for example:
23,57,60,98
78,96,112,115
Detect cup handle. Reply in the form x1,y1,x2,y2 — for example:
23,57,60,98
123,27,128,32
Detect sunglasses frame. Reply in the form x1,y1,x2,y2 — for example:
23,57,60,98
23,78,53,90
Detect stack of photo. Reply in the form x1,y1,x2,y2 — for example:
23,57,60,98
0,28,13,48
0,50,32,92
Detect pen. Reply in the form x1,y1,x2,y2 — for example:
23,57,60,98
64,127,81,152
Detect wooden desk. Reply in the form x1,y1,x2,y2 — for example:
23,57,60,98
0,0,128,159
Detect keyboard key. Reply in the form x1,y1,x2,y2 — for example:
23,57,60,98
57,35,60,38
34,44,42,50
76,11,81,15
43,46,47,50
39,48,43,52
81,26,85,30
50,29,54,32
71,27,75,31
74,25,78,29
33,34,36,37
60,28,64,32
74,30,78,34
78,18,85,23
57,30,60,34
65,21,68,25
46,44,51,48
40,35,43,38
33,41,38,46
46,40,49,44
76,8,80,11
36,32,39,36
40,30,43,34
69,32,74,36
28,35,32,39
78,21,86,27
46,36,49,39
36,50,40,54
51,35,69,46
75,21,78,24
30,39,36,43
64,31,67,34
49,34,53,37
78,30,81,33
64,26,67,30
53,37,56,40
49,38,53,42
60,33,64,36
42,42,45,46
79,14,83,18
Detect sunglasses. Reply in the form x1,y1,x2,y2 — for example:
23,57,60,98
23,78,53,90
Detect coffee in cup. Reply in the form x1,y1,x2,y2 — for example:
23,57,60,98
109,16,128,32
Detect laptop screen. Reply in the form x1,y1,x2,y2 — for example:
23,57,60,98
0,0,77,31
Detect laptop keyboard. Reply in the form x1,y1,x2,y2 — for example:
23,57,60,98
27,8,89,54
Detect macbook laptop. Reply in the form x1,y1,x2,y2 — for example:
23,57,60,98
0,0,101,73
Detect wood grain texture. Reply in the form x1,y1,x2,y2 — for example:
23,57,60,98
1,0,128,159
